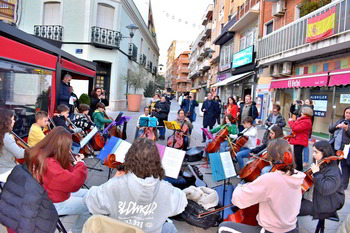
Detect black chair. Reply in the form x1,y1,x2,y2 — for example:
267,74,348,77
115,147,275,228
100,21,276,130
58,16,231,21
56,215,68,233
315,212,340,233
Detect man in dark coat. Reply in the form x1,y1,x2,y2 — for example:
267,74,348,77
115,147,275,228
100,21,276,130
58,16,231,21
181,93,199,123
59,73,72,107
238,94,259,132
153,96,170,140
201,93,220,143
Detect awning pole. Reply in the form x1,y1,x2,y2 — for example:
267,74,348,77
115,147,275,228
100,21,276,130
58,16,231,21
331,85,336,127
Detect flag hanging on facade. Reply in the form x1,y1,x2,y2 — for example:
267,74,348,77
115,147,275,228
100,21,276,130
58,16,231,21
307,7,336,43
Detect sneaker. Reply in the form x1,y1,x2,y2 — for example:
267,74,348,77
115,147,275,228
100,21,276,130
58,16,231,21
201,139,206,143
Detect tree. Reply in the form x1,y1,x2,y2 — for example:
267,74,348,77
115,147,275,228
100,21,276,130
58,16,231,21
155,75,165,90
144,81,157,97
122,67,147,94
300,0,331,18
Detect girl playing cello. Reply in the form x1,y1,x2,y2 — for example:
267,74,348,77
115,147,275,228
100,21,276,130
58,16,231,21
167,109,193,150
218,139,305,233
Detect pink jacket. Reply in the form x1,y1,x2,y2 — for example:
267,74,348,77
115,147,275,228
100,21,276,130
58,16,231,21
288,116,313,147
232,171,306,233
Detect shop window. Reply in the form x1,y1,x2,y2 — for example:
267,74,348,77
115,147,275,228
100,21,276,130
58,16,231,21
323,63,328,71
43,2,60,25
0,60,52,137
312,65,317,73
336,61,341,70
341,59,348,70
97,3,115,30
296,68,300,75
304,66,308,74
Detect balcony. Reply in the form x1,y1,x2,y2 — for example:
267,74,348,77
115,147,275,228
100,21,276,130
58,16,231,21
91,26,121,49
179,58,189,64
204,22,212,36
257,0,350,65
229,0,260,32
0,0,16,23
200,59,210,71
176,76,190,83
177,66,189,74
34,25,63,41
202,4,213,25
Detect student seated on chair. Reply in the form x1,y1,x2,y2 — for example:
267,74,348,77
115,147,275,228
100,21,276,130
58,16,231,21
136,107,154,139
0,108,24,175
84,138,188,233
167,109,193,150
92,102,112,131
229,116,257,171
73,104,96,132
218,139,305,233
298,140,345,220
208,113,237,152
25,126,90,233
28,111,49,147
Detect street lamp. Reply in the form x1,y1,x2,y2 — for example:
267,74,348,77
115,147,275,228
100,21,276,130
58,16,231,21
126,24,139,38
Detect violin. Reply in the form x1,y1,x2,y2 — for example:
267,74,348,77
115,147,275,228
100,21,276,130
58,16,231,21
284,132,296,142
140,127,156,141
11,131,28,164
239,150,270,182
167,121,189,149
301,151,344,194
206,127,228,153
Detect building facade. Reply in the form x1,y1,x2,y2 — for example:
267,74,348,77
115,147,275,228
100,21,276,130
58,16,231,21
175,51,191,94
257,0,350,135
18,0,159,110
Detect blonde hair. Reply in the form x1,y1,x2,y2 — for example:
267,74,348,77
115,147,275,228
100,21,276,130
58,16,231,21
301,106,313,117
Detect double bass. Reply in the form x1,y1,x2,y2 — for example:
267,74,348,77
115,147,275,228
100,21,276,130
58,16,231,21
167,122,189,150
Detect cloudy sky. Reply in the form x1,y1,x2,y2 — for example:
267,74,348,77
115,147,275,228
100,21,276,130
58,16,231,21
150,0,213,66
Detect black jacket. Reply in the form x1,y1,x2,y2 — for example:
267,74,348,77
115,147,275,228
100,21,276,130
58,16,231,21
312,161,345,219
59,82,70,107
153,101,170,126
329,119,350,150
0,164,58,233
89,96,109,116
265,113,286,128
201,100,220,127
52,115,74,134
181,99,199,115
239,102,259,124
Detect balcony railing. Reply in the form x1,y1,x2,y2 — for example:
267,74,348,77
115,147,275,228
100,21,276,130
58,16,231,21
0,0,15,22
237,0,261,21
34,25,63,41
258,0,346,60
91,26,121,49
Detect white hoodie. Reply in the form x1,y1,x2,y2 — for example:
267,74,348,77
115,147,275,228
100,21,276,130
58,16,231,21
84,173,187,233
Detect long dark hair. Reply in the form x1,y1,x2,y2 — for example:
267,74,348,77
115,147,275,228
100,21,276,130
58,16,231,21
91,87,102,98
227,96,236,105
124,138,165,179
0,108,14,150
25,126,72,182
313,140,335,158
343,106,350,119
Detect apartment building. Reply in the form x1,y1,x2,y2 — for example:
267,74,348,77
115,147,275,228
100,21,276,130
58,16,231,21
18,0,159,110
257,0,350,135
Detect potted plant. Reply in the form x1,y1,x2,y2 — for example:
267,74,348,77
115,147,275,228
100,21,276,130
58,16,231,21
122,68,147,112
79,93,90,105
144,80,157,106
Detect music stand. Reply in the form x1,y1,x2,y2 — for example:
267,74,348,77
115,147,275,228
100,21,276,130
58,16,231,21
164,121,181,148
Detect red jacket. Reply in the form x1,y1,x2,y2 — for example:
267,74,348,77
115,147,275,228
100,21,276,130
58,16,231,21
42,158,88,203
288,116,312,147
226,104,238,119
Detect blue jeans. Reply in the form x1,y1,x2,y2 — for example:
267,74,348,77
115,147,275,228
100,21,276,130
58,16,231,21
236,147,251,170
54,189,91,233
303,145,309,163
261,165,272,175
161,221,177,233
72,142,81,154
220,140,229,152
159,127,165,137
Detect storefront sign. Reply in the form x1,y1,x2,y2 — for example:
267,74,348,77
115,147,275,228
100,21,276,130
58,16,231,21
310,95,328,117
270,75,328,89
217,73,229,82
75,49,83,54
340,94,350,104
232,46,253,69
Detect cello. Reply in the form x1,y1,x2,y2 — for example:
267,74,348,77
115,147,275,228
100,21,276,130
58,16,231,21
206,127,228,153
86,114,105,151
229,135,248,159
239,150,270,182
167,122,189,149
140,127,157,141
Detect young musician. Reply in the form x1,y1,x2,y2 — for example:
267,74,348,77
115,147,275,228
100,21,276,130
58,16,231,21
218,139,304,233
0,109,25,174
25,126,89,233
230,116,257,171
149,93,160,114
209,113,237,152
28,111,49,147
92,102,113,131
84,138,187,233
74,104,95,132
299,141,345,219
169,109,193,150
136,107,152,138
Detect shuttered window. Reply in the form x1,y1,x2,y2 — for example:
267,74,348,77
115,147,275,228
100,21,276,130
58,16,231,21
96,4,114,29
43,2,60,25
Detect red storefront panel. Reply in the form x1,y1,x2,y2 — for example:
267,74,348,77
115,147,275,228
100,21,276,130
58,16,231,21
270,73,328,89
61,58,96,77
329,69,350,86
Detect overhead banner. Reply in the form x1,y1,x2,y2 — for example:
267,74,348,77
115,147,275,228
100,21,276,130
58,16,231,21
307,7,336,43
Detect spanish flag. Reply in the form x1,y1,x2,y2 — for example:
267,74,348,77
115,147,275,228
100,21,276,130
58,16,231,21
307,7,336,43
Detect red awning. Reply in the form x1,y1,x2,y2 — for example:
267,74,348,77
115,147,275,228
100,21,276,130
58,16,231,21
270,73,328,89
329,69,350,86
60,58,96,78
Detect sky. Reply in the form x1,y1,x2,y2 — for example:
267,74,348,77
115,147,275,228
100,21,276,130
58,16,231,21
150,0,213,66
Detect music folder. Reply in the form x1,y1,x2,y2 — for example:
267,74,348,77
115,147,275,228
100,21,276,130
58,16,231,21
209,152,237,182
80,127,98,148
139,117,158,127
164,121,181,130
114,112,124,124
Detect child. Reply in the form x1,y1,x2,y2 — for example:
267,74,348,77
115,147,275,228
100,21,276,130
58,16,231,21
299,140,345,220
136,107,153,138
208,113,237,152
92,102,112,131
0,108,24,174
28,111,49,147
230,116,257,171
170,109,193,150
84,138,187,233
218,139,304,233
25,126,89,233
73,104,95,132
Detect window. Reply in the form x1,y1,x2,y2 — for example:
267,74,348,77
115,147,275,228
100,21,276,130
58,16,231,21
266,21,273,35
97,3,114,29
43,2,60,25
0,60,52,137
219,40,233,72
295,5,301,20
240,28,257,50
219,7,224,20
240,37,245,51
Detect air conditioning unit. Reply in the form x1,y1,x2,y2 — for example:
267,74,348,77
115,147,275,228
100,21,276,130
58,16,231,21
271,64,280,77
281,62,292,76
147,61,151,70
128,43,138,61
140,54,146,66
272,0,285,17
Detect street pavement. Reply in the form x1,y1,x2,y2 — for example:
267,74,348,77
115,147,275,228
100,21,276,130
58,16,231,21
0,99,349,233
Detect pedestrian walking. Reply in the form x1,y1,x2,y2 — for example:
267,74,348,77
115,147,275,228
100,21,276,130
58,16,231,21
201,93,220,143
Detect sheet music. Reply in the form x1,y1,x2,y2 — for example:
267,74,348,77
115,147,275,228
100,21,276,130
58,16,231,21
0,169,12,183
220,152,237,178
80,127,98,147
114,140,132,163
344,144,350,159
156,144,166,160
161,147,185,179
